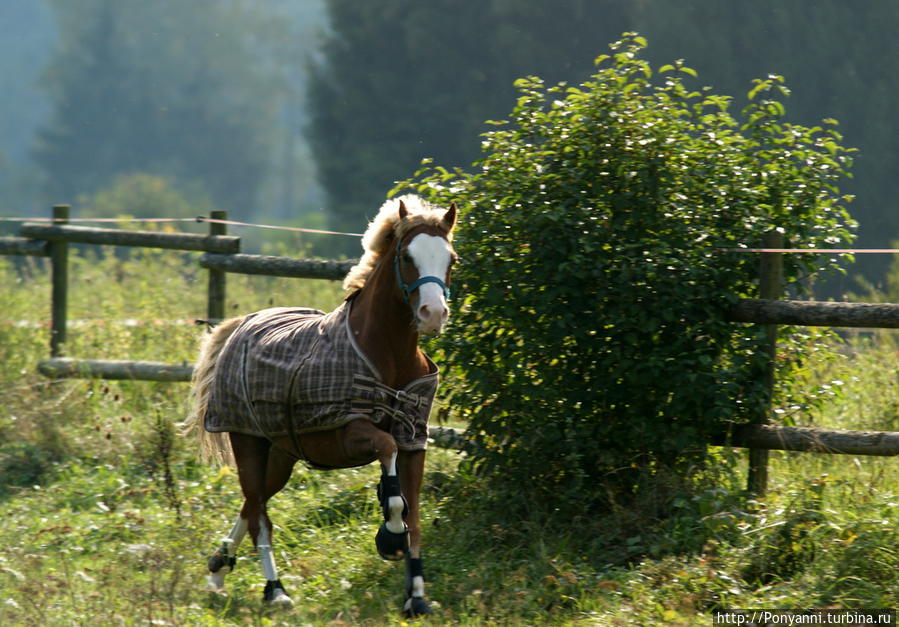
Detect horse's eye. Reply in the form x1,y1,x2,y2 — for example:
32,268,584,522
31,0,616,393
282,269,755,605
402,252,413,264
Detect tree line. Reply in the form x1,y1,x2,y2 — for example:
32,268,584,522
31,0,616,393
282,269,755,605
4,0,324,225
309,0,898,281
10,0,898,284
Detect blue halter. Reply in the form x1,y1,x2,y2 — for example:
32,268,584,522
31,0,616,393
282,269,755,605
393,237,451,306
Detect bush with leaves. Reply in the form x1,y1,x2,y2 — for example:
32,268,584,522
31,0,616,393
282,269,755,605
397,35,855,511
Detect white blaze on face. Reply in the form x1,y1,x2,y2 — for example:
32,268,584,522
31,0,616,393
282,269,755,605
406,233,452,335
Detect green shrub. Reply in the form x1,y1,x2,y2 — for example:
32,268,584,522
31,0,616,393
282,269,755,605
399,34,855,510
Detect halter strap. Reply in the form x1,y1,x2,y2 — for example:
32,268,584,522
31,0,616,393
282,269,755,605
393,238,451,306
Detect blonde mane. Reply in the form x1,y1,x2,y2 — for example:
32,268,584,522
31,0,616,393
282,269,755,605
342,194,453,292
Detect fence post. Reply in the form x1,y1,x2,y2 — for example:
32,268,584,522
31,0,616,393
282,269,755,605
747,230,784,496
49,204,70,357
207,210,227,322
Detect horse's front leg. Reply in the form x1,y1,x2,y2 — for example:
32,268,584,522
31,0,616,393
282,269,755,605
375,449,410,561
334,420,432,615
397,449,432,617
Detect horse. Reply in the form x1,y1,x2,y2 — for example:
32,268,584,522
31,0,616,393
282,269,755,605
181,195,457,617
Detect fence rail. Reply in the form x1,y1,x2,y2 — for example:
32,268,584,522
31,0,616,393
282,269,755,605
2,207,898,473
38,357,194,382
728,298,899,328
19,222,241,253
0,236,50,256
721,424,899,457
199,253,355,280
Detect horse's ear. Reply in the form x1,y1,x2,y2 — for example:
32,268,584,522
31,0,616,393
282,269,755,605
443,202,457,231
398,199,409,221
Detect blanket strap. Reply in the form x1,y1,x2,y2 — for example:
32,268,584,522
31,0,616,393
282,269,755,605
351,375,425,439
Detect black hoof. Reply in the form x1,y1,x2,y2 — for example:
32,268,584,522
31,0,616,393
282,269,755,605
375,522,408,560
263,579,293,606
404,595,433,617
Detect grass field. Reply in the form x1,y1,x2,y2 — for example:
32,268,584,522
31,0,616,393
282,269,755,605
0,251,897,626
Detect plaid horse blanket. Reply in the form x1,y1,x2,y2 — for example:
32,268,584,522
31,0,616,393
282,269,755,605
204,299,438,453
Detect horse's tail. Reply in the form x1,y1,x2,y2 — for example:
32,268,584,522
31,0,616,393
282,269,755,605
182,316,245,467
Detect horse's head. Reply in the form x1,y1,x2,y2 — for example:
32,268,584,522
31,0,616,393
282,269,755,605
394,199,457,336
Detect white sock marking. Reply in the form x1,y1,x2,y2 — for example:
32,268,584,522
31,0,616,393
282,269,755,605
257,516,279,582
226,516,248,556
386,452,398,477
207,571,227,591
207,515,249,589
410,575,425,598
386,496,406,533
384,453,406,533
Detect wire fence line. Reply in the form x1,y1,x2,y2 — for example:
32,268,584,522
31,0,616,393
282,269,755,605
0,214,364,238
5,214,898,251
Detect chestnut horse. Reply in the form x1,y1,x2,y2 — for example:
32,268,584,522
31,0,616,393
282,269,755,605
182,195,457,616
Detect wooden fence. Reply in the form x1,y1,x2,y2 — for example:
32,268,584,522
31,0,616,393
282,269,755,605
4,205,355,373
2,206,898,492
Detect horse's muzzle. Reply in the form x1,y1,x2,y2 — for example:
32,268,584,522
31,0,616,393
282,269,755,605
416,303,448,337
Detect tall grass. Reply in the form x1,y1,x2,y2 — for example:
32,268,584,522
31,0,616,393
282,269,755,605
0,252,897,625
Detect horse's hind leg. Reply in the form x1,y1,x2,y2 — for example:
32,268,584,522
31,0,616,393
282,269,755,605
207,515,248,590
224,432,294,606
207,444,296,593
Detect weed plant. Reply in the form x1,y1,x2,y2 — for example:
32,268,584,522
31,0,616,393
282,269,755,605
1,253,897,625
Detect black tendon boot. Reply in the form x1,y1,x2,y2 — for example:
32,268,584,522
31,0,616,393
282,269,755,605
375,472,409,560
207,542,236,574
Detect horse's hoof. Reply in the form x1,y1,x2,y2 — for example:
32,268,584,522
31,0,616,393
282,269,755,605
263,580,293,607
375,523,408,560
403,596,433,617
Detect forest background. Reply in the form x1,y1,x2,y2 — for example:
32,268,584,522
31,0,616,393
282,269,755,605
2,0,898,288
